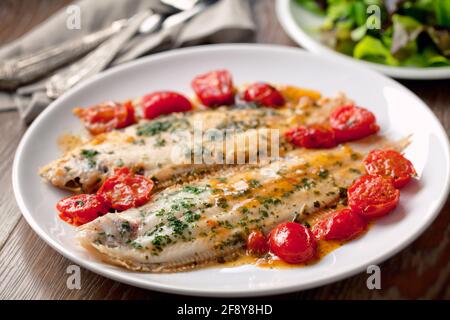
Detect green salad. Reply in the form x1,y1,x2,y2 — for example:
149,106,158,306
296,0,450,67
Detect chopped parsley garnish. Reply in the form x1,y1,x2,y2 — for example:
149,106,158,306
119,221,132,236
136,121,172,137
260,197,282,208
80,149,99,168
154,136,166,147
349,168,361,174
182,185,206,195
151,235,172,252
115,159,125,167
155,208,166,216
216,197,229,209
80,149,99,158
295,178,315,190
75,200,85,206
184,210,201,223
131,241,143,249
248,179,261,188
167,215,188,236
317,169,329,179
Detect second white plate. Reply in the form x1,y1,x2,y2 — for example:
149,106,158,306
276,0,450,80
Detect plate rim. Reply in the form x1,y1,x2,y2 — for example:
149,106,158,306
12,43,450,297
276,0,450,80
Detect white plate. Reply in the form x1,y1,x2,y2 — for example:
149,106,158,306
13,44,450,297
276,0,450,80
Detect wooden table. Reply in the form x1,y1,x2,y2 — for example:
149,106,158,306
0,0,449,300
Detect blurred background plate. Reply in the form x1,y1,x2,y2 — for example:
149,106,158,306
276,0,450,80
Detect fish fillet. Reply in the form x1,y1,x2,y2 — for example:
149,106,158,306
77,136,409,272
40,94,352,192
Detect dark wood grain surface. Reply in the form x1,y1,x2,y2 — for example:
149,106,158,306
0,0,449,300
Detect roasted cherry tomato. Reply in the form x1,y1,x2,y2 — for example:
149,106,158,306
246,230,269,255
268,222,317,264
142,91,193,120
191,70,235,107
284,125,337,149
312,208,367,241
329,105,379,142
97,167,154,211
348,175,400,220
73,101,136,135
57,194,109,226
243,82,285,107
364,149,416,189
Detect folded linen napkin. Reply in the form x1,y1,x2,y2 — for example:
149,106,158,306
0,0,254,123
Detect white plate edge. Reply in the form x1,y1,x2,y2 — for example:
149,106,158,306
12,43,450,297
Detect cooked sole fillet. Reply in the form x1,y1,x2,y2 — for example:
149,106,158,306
77,136,410,272
39,94,353,193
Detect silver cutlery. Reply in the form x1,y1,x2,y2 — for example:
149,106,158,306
0,0,203,91
45,0,213,99
0,20,127,90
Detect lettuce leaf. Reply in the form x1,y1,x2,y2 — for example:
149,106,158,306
402,47,450,67
434,0,450,28
353,35,400,65
427,27,450,57
391,14,423,59
295,0,326,15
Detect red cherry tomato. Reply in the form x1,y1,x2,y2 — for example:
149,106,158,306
329,105,379,142
312,208,367,241
268,222,317,264
243,83,285,107
142,91,193,120
191,70,235,107
246,230,269,255
73,101,135,135
57,194,109,226
284,125,337,149
364,149,417,189
348,175,400,220
97,168,154,211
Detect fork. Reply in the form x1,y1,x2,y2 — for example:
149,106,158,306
46,0,209,99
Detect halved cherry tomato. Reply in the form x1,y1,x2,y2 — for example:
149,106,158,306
312,208,367,241
73,101,136,135
348,175,400,220
246,230,268,255
268,222,317,264
243,83,285,107
57,194,109,226
284,125,337,149
97,167,154,211
142,91,193,120
191,70,235,107
364,149,417,189
329,105,379,142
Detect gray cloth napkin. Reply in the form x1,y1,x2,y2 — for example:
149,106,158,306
0,0,254,123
